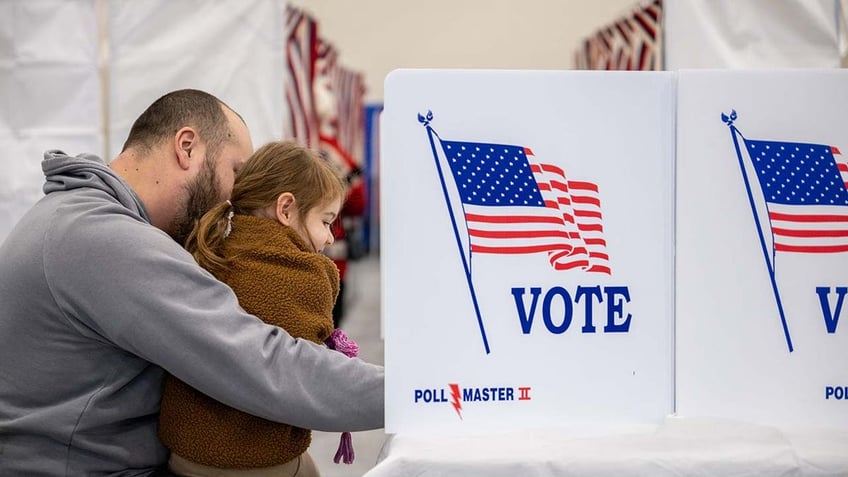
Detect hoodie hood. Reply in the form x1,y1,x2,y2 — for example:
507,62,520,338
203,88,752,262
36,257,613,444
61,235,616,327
41,150,149,221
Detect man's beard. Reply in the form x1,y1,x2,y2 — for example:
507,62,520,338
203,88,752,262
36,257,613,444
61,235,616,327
170,158,223,245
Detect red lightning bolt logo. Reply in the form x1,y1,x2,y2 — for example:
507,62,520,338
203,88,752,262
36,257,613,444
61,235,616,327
449,383,462,419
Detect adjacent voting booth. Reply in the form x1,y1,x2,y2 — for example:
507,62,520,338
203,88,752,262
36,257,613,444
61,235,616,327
676,69,848,429
371,68,848,476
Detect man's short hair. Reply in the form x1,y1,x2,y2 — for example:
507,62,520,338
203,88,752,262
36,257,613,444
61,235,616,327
121,89,234,161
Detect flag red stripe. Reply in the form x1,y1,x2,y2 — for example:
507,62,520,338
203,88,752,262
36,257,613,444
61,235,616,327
468,229,573,239
644,4,660,21
575,210,603,219
578,223,604,232
553,259,592,271
770,212,848,222
572,195,602,207
548,248,585,262
550,180,568,191
466,213,563,225
540,163,565,176
775,243,848,253
600,28,613,50
638,42,650,70
633,11,656,39
568,181,599,191
772,227,848,238
615,21,631,44
586,265,612,274
471,244,573,254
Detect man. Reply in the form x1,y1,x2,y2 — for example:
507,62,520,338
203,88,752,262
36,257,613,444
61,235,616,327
0,89,384,476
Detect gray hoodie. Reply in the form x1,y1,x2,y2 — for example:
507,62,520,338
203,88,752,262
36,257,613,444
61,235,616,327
0,151,384,476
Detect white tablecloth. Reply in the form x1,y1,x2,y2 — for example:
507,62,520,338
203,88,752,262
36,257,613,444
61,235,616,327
365,417,848,477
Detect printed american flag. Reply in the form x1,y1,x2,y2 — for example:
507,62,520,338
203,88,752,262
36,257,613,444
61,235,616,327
744,139,848,253
440,139,611,273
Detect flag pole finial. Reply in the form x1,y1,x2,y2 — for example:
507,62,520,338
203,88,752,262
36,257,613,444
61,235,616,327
721,109,738,127
418,110,434,127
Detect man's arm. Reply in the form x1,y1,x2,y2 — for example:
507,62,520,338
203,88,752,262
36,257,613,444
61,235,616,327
45,212,383,432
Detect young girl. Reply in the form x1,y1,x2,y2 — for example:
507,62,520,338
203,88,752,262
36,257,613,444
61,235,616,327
158,140,361,476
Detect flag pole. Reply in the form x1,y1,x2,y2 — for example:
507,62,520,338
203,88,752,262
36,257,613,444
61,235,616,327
419,111,491,354
723,111,793,352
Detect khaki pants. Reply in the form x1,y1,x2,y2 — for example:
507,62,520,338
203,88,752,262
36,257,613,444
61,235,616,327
169,452,319,477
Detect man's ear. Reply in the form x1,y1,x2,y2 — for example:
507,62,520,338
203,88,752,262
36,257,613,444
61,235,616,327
275,192,296,226
174,127,197,170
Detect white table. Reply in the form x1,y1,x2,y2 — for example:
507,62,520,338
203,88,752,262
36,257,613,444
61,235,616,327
365,417,848,476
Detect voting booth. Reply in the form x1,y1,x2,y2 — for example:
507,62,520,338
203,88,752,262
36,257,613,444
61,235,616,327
373,68,848,476
381,69,676,433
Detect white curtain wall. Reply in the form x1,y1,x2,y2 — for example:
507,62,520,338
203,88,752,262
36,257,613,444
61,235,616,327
0,0,288,245
664,0,843,69
0,0,102,243
107,0,286,158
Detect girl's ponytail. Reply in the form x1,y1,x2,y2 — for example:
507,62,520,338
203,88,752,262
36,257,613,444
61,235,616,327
185,200,233,274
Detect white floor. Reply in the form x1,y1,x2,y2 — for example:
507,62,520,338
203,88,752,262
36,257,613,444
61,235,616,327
308,254,388,477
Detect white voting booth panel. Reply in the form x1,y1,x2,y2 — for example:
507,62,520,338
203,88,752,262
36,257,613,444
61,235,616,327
676,69,848,430
381,69,675,434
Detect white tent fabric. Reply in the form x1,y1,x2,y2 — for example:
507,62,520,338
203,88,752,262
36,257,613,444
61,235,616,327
664,0,842,69
0,0,102,245
0,0,288,245
108,0,287,159
841,0,848,65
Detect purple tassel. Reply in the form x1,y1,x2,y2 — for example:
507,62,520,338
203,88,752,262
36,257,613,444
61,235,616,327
325,328,358,464
325,328,359,358
333,431,355,464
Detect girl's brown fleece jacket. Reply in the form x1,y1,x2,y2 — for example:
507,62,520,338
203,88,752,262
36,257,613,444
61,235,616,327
158,215,339,468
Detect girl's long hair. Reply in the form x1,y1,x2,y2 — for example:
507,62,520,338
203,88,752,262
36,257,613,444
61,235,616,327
185,140,345,274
